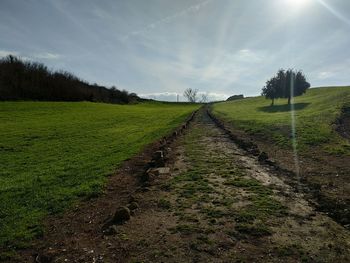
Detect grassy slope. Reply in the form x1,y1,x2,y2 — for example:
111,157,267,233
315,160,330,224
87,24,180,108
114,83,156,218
212,87,350,154
0,101,199,248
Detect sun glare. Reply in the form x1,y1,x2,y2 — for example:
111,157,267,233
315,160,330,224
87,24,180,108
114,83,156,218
286,0,310,8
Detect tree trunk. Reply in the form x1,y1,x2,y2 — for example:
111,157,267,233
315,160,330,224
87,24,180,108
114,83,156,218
271,98,274,106
287,96,291,105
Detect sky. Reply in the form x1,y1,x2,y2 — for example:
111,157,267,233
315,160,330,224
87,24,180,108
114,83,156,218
0,0,350,101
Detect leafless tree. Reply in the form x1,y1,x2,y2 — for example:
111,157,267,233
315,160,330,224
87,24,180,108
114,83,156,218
183,88,198,103
200,93,208,103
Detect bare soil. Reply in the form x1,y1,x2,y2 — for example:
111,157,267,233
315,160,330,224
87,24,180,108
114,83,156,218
17,109,350,262
336,107,350,140
209,107,350,229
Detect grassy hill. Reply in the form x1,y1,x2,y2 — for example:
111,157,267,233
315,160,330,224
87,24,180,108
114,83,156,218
0,101,199,249
212,86,350,155
212,87,350,228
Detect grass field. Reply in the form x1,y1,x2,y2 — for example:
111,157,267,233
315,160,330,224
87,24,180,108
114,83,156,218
0,101,199,249
212,87,350,154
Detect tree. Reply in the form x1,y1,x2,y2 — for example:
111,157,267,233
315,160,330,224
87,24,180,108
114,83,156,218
261,76,278,106
0,55,140,104
294,70,311,99
262,69,310,105
200,93,208,103
183,88,198,103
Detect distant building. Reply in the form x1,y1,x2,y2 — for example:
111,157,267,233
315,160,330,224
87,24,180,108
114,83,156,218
226,94,244,101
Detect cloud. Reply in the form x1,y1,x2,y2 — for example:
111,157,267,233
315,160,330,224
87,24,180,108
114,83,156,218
0,50,19,58
0,50,31,60
199,92,229,102
123,42,271,99
129,44,266,91
317,71,334,80
140,91,229,102
121,0,212,41
0,50,61,61
32,52,61,60
139,92,185,102
236,49,263,63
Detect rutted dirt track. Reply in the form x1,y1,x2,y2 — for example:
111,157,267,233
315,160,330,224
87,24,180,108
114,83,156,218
24,109,350,262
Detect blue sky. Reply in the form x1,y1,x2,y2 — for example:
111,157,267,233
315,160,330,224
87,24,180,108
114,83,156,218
1,0,350,101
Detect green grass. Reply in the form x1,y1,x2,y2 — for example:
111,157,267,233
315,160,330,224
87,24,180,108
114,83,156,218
169,224,203,235
224,175,286,238
212,86,350,154
0,101,199,248
157,198,172,210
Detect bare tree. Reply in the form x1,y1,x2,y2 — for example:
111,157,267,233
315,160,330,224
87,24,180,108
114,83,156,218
200,93,208,103
183,88,198,103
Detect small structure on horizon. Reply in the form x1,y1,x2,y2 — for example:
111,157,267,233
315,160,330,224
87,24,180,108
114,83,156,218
226,94,244,101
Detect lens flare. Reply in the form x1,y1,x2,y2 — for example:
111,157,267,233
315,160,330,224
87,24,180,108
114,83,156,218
317,0,350,27
285,0,311,8
290,75,302,192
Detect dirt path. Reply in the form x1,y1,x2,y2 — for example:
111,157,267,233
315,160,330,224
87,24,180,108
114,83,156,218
25,109,350,262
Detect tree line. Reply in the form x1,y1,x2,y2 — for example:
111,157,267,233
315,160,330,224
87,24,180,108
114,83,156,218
0,55,140,103
262,69,310,106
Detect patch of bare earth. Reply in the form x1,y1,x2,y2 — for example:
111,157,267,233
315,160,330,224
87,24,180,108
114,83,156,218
210,108,350,229
20,109,350,262
336,107,350,140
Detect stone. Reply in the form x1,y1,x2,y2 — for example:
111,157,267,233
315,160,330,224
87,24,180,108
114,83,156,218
153,150,165,166
112,206,130,224
147,167,170,176
157,167,170,175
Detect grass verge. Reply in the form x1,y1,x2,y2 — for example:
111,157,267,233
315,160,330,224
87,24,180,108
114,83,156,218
0,101,199,249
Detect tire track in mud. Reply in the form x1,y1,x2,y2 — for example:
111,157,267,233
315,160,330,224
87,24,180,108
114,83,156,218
31,109,350,262
104,109,350,263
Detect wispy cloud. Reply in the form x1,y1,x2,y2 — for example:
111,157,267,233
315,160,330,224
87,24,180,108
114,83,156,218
121,0,212,41
317,71,334,80
127,44,267,98
0,50,31,60
0,50,61,61
0,50,19,58
1,0,349,98
33,52,61,60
